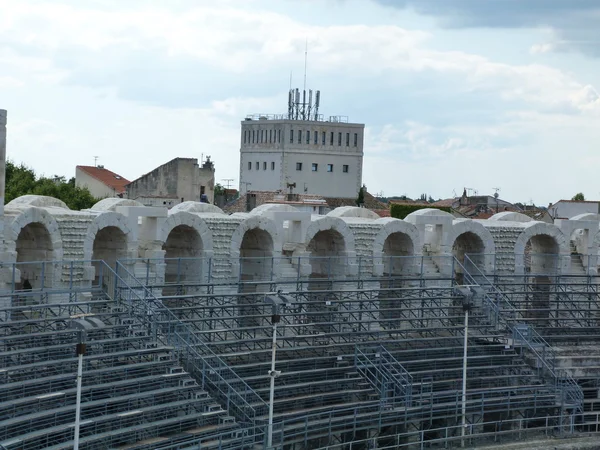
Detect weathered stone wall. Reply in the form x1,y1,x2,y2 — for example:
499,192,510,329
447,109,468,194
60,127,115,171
1,199,599,291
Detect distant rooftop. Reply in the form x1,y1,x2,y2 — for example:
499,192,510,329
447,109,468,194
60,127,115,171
77,165,130,194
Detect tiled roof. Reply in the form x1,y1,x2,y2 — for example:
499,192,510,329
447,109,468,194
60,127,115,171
223,191,387,214
223,191,325,214
77,166,130,194
431,198,457,208
325,192,387,210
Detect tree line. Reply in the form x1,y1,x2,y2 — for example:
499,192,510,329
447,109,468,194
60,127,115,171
5,161,99,210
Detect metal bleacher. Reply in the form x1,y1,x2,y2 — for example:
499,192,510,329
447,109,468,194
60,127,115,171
1,254,594,449
0,274,251,450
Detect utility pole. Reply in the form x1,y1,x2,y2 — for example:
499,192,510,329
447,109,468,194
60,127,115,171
93,156,99,167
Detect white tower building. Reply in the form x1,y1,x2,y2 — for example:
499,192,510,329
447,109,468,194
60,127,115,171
239,89,364,198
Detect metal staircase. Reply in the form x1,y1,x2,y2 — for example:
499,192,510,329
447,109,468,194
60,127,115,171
105,262,269,436
355,345,413,408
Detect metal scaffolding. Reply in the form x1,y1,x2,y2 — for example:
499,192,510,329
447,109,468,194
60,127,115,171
1,254,598,449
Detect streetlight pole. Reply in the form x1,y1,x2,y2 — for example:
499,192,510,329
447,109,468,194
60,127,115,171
267,310,280,449
74,330,86,450
263,291,292,449
453,286,473,448
461,304,469,448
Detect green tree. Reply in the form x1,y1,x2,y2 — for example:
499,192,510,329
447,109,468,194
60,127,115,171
356,185,365,206
5,161,99,210
572,192,585,201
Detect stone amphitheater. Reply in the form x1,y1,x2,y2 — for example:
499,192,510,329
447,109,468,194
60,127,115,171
5,108,600,449
1,193,597,291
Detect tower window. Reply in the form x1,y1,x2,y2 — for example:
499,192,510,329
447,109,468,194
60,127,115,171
290,129,294,143
306,130,310,144
338,132,342,146
261,129,264,143
314,131,318,144
346,133,350,147
278,129,281,143
312,163,318,172
263,162,267,170
298,130,302,144
343,164,349,173
330,132,334,145
327,164,333,172
248,161,252,170
296,162,303,171
322,131,326,145
269,129,272,143
271,161,275,170
252,130,255,143
256,162,259,170
243,130,247,144
354,133,358,147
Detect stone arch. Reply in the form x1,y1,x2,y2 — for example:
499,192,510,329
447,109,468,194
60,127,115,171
488,211,532,223
327,206,380,220
158,212,214,289
170,201,225,215
372,218,420,277
448,220,496,278
90,198,144,212
6,195,69,210
230,215,282,281
83,212,134,285
249,203,299,215
6,207,63,289
303,216,357,281
514,223,568,276
371,218,419,329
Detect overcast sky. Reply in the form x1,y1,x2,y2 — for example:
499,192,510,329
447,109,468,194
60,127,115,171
1,0,600,205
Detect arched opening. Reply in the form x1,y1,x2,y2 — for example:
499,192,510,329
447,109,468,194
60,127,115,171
162,225,204,293
382,232,414,277
380,232,414,330
452,232,485,284
15,223,54,290
239,228,274,283
92,226,128,287
525,234,559,275
524,234,559,326
238,228,274,329
569,229,587,276
307,229,347,287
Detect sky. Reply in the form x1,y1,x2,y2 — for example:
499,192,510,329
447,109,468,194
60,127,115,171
1,0,600,205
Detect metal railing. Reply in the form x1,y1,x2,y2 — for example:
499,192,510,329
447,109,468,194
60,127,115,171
456,256,584,423
355,345,412,407
102,261,269,430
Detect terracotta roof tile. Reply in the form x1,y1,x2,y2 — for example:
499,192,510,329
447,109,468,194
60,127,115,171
431,198,457,207
77,166,130,194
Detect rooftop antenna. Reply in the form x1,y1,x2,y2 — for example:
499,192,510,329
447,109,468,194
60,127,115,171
303,38,308,93
93,156,99,167
222,179,234,189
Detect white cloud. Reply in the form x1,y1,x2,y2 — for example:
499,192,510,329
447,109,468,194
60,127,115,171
1,0,600,204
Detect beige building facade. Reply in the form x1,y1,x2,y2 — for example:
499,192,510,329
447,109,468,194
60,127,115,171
126,157,215,206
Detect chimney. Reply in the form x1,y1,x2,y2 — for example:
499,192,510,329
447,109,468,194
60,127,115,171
0,109,6,220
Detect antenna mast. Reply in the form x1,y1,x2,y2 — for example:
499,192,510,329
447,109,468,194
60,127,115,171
303,38,308,93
